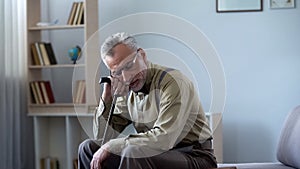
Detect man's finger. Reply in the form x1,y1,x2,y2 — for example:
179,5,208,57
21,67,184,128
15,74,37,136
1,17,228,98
91,158,99,169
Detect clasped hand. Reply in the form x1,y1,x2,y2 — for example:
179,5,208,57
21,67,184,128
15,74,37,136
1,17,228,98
90,144,110,169
102,77,129,102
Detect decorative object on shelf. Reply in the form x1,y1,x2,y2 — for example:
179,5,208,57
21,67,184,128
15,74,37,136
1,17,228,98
68,46,82,64
270,0,295,9
36,19,59,27
216,0,263,12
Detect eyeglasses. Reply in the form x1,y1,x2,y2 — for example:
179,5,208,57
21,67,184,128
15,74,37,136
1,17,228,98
110,51,139,78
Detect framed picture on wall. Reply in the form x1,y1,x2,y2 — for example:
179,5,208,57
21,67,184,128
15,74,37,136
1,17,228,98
270,0,295,9
216,0,263,12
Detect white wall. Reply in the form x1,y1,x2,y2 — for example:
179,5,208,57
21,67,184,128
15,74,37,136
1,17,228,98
44,0,300,163
99,0,300,163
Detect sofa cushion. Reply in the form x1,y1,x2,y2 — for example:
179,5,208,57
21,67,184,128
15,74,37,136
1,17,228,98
277,105,300,169
218,163,295,169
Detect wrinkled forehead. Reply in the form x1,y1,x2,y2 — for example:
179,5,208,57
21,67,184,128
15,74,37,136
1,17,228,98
105,44,136,70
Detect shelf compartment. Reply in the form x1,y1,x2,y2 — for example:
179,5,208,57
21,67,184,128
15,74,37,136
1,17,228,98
34,117,67,169
66,116,93,168
28,104,88,115
29,64,85,69
28,25,84,31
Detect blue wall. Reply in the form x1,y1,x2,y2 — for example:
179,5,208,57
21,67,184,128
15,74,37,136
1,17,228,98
99,0,300,162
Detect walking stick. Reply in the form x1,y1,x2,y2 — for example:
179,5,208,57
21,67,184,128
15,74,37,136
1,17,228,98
99,77,116,146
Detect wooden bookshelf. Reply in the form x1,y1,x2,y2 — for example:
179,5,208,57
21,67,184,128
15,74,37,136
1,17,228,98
28,64,85,69
26,0,99,168
26,0,99,113
28,25,84,31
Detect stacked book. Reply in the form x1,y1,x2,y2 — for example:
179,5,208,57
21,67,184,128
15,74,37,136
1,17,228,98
67,2,84,25
31,42,57,66
30,81,55,104
73,159,78,169
40,157,59,169
73,80,86,104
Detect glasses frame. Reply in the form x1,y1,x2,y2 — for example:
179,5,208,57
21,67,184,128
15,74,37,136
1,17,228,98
110,51,139,78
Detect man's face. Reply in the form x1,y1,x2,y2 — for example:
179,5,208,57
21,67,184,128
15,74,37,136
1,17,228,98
104,44,148,92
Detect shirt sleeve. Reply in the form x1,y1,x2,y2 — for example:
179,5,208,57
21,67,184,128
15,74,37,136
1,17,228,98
93,96,132,141
106,72,205,154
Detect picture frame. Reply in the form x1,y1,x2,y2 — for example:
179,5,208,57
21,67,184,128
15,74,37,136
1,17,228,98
270,0,295,9
216,0,263,13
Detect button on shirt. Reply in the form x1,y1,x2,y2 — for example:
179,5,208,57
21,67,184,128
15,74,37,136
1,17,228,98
94,62,212,154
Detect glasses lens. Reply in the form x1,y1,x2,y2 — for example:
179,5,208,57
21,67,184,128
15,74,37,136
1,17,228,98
111,52,139,77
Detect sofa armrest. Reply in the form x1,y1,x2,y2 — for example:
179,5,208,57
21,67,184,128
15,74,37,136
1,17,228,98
211,167,237,169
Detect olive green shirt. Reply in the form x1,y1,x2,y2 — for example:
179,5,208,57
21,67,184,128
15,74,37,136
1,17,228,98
94,62,212,154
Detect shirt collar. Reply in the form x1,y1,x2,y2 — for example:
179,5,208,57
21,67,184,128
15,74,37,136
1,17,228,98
135,61,154,95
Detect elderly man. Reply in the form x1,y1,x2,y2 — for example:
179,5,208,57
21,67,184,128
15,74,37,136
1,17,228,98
78,32,217,169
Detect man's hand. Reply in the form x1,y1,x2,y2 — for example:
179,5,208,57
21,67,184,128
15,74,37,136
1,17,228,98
101,76,129,102
111,77,129,97
101,80,113,103
90,144,110,169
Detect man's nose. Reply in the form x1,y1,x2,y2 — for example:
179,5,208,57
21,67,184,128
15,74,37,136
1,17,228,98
122,70,132,83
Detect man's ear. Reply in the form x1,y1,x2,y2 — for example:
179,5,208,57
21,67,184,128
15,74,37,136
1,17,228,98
138,48,147,60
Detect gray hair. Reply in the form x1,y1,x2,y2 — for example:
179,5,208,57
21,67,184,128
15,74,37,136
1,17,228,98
100,32,138,60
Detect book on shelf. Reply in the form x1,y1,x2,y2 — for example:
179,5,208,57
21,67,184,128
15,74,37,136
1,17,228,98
31,42,57,66
40,157,59,169
73,80,79,103
34,81,45,104
40,82,50,104
76,2,84,25
39,43,51,65
43,81,55,103
30,43,41,65
72,2,82,25
67,2,77,25
30,81,55,104
73,80,86,104
67,2,84,25
30,82,40,104
44,42,57,64
34,42,45,65
73,159,78,169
